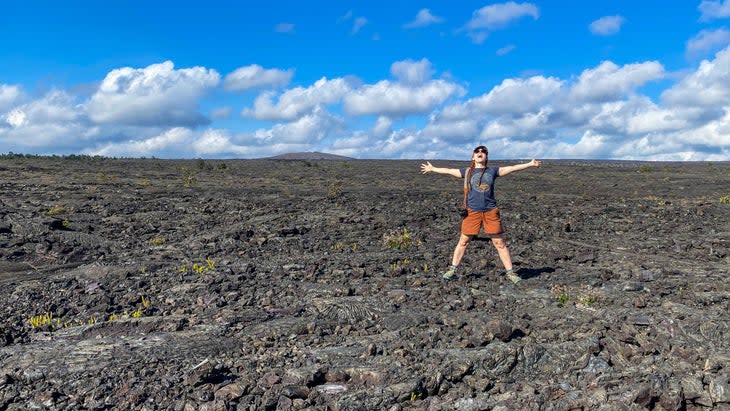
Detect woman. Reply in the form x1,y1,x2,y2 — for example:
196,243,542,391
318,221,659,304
420,145,542,283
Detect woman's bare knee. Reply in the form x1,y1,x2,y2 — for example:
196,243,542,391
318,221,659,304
492,237,507,249
458,235,472,247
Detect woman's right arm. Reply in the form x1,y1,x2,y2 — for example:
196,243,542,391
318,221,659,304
420,162,462,178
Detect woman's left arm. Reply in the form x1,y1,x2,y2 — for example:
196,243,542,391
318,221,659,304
498,159,542,177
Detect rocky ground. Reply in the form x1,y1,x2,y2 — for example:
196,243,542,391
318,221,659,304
0,156,728,411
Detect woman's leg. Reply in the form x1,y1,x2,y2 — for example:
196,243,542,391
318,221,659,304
452,234,473,266
491,235,512,271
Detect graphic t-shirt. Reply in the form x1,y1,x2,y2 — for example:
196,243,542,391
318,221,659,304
460,166,499,211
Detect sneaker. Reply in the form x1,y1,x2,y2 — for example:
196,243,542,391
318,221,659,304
505,269,522,284
442,265,458,280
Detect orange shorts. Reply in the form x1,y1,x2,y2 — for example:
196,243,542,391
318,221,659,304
461,208,503,236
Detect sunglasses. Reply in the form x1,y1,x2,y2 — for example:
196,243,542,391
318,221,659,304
473,148,488,154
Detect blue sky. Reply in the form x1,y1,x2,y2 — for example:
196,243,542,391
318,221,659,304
1,1,730,160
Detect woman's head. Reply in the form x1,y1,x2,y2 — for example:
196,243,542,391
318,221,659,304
471,145,488,165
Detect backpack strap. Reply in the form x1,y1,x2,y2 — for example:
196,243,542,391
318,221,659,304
462,168,470,210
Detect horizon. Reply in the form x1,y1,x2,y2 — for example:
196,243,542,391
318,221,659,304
3,150,729,165
1,1,730,161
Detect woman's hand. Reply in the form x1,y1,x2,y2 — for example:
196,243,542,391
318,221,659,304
529,159,542,168
420,161,433,174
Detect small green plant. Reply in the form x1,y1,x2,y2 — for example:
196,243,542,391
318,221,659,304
190,258,215,274
638,164,653,173
550,285,570,307
382,227,414,250
137,178,151,187
327,180,343,200
389,258,412,273
180,166,197,188
720,195,730,204
576,285,601,306
556,294,570,306
29,313,54,328
46,205,68,216
149,236,165,246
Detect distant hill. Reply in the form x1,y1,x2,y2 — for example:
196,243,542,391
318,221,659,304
265,151,354,160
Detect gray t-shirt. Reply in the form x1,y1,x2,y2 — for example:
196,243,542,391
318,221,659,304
460,166,499,211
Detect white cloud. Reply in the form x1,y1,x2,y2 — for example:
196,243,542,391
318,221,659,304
210,107,232,119
423,118,480,140
0,85,22,112
87,61,219,127
344,80,464,116
223,64,294,92
472,76,563,115
589,15,625,36
242,77,353,121
404,9,444,29
465,2,538,43
496,45,516,56
372,116,392,137
569,60,664,102
391,58,434,85
4,90,81,126
662,45,730,108
466,1,539,30
253,107,344,144
193,129,243,155
686,28,730,57
88,127,194,157
275,23,295,33
0,90,88,150
352,17,368,34
481,109,553,139
553,131,610,158
699,0,730,21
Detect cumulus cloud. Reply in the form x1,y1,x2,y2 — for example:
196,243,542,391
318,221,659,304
662,45,730,108
423,118,480,140
253,107,344,144
4,90,81,127
699,0,730,21
472,76,563,115
481,109,554,140
589,15,625,36
87,61,219,127
391,59,434,85
344,80,464,117
0,85,22,112
0,90,89,150
242,77,353,121
223,64,294,92
569,60,665,102
686,28,730,57
404,9,444,28
87,127,194,158
372,116,392,137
